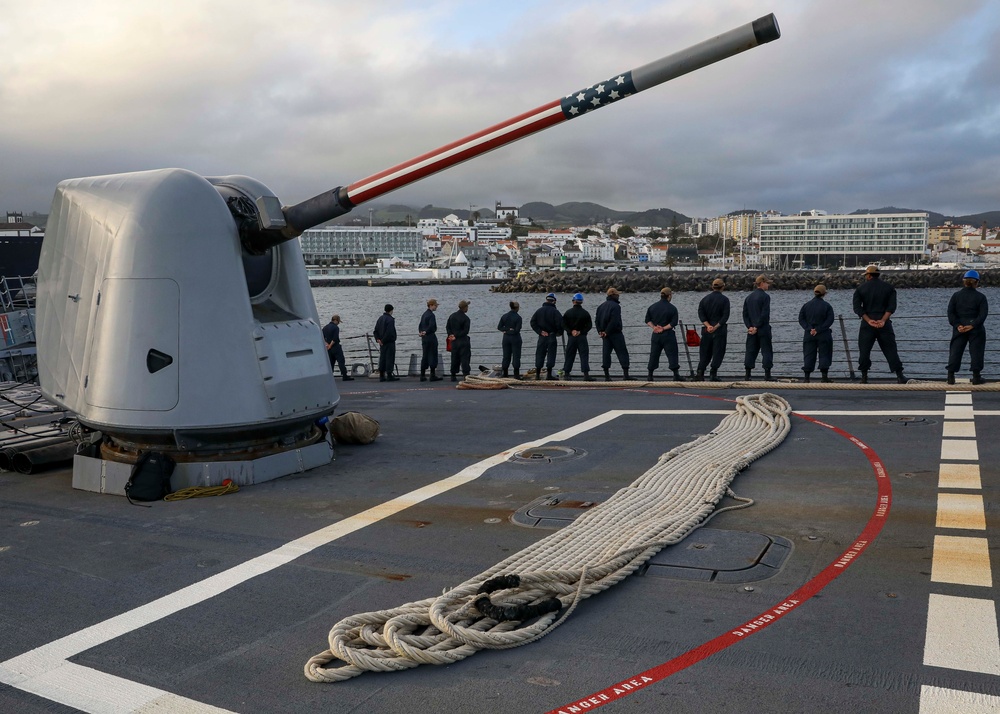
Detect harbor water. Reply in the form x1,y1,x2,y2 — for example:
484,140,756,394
313,284,1000,380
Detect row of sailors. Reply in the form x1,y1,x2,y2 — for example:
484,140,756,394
325,266,988,384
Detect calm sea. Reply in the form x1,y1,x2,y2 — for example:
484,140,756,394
313,283,1000,379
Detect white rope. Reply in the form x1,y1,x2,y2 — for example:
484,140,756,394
305,393,792,683
458,374,1000,391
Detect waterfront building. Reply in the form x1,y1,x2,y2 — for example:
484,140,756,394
758,212,928,269
299,226,425,263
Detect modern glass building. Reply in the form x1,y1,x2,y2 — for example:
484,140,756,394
758,213,929,269
298,226,425,263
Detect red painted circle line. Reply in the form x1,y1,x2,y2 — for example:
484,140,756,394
547,410,892,714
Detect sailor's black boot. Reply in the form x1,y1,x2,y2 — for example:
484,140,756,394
623,368,635,381
564,371,572,381
387,372,399,382
513,370,521,380
672,369,684,382
860,371,868,384
895,370,907,384
973,371,986,385
429,369,442,382
604,369,611,382
744,369,752,381
821,369,831,383
947,371,956,385
710,369,720,382
693,370,705,382
803,372,811,383
451,373,458,382
764,369,772,381
584,372,595,382
420,370,427,382
342,372,354,381
647,371,654,381
379,371,386,382
546,368,557,381
501,369,509,379
535,369,542,381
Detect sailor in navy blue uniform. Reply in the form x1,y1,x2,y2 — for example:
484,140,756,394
798,284,835,383
644,287,682,381
562,293,594,381
947,270,989,385
530,293,564,380
446,300,472,381
595,287,632,380
695,278,730,381
373,304,398,382
852,265,906,384
418,298,442,382
322,314,354,380
742,274,773,381
496,301,523,379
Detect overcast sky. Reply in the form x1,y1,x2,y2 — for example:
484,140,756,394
2,0,998,220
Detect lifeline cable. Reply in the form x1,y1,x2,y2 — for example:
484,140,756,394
305,392,791,682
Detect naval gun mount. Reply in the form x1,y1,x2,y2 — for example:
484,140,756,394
35,14,780,494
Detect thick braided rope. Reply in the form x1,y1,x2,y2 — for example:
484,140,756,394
459,374,1000,391
305,393,792,683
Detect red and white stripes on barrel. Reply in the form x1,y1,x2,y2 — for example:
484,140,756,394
341,14,778,208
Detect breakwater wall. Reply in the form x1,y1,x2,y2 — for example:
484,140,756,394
491,269,993,294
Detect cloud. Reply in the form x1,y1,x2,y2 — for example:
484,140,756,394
1,0,998,220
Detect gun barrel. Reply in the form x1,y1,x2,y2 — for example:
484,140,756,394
281,13,779,236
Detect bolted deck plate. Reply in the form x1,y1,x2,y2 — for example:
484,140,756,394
642,528,793,583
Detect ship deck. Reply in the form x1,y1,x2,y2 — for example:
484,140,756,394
2,380,1000,713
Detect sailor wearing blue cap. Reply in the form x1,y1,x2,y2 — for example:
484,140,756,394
496,301,523,378
947,270,989,384
562,293,595,381
530,293,564,380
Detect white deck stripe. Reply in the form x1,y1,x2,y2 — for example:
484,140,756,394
920,685,1000,713
944,405,975,420
940,439,979,461
942,422,976,438
931,536,993,587
936,493,987,530
938,463,982,490
924,594,1000,674
946,393,973,405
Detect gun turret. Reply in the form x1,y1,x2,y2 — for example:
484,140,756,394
35,14,780,494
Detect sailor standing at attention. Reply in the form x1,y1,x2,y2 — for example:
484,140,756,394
853,265,906,384
323,314,354,381
562,293,595,381
595,287,633,381
947,269,989,385
418,298,442,382
798,284,835,383
446,300,472,382
496,301,523,379
695,278,730,382
530,293,564,381
743,274,773,381
373,304,398,382
644,287,682,382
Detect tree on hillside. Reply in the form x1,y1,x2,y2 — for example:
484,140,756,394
669,215,681,242
617,225,635,238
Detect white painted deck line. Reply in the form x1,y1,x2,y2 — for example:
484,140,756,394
945,393,973,405
938,463,982,490
936,493,987,530
924,594,1000,674
920,685,1000,713
944,405,975,420
940,439,979,461
931,536,993,587
942,421,976,438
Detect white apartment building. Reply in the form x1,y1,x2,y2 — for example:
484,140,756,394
299,226,425,263
758,212,929,269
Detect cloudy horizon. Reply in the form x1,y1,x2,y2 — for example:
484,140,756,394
2,0,998,220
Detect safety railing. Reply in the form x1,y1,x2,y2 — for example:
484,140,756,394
337,314,995,382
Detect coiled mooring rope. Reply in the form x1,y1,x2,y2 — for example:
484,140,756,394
304,392,791,682
457,374,1000,391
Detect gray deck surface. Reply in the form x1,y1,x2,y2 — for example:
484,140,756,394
2,381,998,713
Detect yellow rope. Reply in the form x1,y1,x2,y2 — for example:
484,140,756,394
164,480,240,501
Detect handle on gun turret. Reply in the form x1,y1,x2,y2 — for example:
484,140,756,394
266,13,780,247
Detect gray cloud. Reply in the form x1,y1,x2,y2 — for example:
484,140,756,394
1,0,998,220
